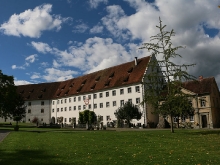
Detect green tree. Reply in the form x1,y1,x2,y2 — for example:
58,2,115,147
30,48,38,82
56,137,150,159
78,110,96,129
114,101,142,127
140,18,195,133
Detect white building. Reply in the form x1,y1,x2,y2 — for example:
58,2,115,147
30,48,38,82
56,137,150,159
12,55,160,127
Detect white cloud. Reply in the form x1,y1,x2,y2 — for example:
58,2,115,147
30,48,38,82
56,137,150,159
31,41,52,53
40,62,49,67
25,54,38,63
90,25,103,33
12,65,25,70
0,4,66,38
31,72,41,79
14,80,32,85
88,0,108,9
72,23,89,33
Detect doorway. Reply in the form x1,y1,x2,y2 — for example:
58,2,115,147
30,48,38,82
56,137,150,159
202,115,207,128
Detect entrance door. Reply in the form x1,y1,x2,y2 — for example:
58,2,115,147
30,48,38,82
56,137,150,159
51,117,55,124
202,115,207,128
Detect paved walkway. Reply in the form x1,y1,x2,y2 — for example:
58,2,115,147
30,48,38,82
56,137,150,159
0,131,10,143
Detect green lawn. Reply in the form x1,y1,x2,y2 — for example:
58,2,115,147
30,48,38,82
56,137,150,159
0,128,220,165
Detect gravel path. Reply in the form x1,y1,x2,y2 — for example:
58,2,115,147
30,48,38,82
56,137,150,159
0,131,10,143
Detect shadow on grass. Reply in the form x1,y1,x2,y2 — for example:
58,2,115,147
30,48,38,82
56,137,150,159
189,130,220,135
0,149,68,165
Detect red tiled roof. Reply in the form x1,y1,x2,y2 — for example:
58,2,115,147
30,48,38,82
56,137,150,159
17,56,151,100
182,77,216,95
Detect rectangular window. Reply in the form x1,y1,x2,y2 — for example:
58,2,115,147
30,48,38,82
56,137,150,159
28,109,31,113
189,115,194,121
173,117,179,123
94,104,97,109
61,108,63,112
136,98,140,104
99,93,103,98
64,118,67,122
100,103,103,108
52,101,55,105
41,109,44,113
120,89,124,95
41,118,43,121
113,101,117,107
128,99,132,104
88,95,91,99
88,104,91,109
69,118,71,122
112,90,116,96
57,100,59,104
94,94,97,99
65,107,67,111
181,116,186,122
83,105,86,109
41,101,44,106
127,87,132,93
74,106,76,110
100,116,103,121
106,102,110,107
120,100,124,106
106,92,109,97
28,102,31,106
57,108,59,112
61,99,63,104
74,97,76,102
106,115,110,121
78,96,81,101
200,99,206,107
52,109,54,112
78,105,81,110
83,96,86,100
64,99,67,103
135,86,140,92
69,98,71,103
69,106,71,111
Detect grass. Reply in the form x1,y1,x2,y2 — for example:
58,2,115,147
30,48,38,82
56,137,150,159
0,126,220,165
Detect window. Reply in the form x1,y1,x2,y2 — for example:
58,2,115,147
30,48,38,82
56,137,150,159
41,109,44,113
65,107,67,111
99,93,103,98
78,96,81,101
88,95,91,99
181,116,186,122
74,106,76,110
173,117,179,123
106,92,109,97
28,102,31,106
61,108,63,112
190,115,194,121
88,104,91,109
41,118,43,121
100,103,103,108
128,99,132,104
69,106,71,111
52,101,55,105
64,99,67,103
78,105,81,110
112,90,116,96
61,99,63,104
106,116,110,121
83,96,86,100
200,99,206,107
135,86,140,93
64,118,67,122
57,100,59,104
113,101,117,107
28,109,31,113
83,105,86,109
136,98,140,104
106,102,110,107
120,100,124,106
127,87,132,93
120,89,124,95
94,104,97,109
52,109,54,112
74,97,76,102
69,98,71,103
69,118,72,122
41,101,44,106
100,116,103,121
57,108,59,112
94,94,97,99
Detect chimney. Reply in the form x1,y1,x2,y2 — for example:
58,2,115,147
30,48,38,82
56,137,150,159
199,76,203,81
134,57,138,66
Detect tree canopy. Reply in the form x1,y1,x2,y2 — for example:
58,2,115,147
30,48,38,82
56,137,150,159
79,110,96,125
114,101,142,127
140,18,195,133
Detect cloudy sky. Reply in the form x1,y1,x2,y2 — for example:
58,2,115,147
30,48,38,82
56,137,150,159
1,0,220,87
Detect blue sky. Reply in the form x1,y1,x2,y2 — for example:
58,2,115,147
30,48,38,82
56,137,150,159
1,0,220,87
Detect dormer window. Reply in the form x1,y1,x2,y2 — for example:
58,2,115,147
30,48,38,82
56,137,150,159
127,67,133,73
82,79,87,85
95,76,101,81
109,72,114,78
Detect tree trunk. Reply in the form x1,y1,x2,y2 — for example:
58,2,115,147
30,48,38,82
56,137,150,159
170,115,174,133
